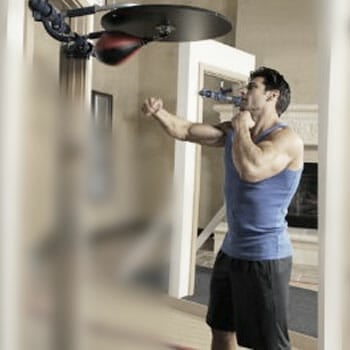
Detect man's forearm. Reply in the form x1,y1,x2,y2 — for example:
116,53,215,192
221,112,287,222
153,109,225,143
153,108,191,140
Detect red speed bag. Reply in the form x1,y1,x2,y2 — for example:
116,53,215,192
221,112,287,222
95,32,144,65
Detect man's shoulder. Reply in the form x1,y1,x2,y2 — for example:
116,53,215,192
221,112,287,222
271,125,303,146
266,126,304,162
273,126,304,167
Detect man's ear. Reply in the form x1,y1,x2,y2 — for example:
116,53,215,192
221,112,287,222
271,89,280,100
267,89,280,101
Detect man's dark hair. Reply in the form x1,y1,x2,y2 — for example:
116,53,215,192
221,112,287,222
250,66,291,116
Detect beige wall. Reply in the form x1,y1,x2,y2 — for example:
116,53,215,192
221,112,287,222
236,0,318,105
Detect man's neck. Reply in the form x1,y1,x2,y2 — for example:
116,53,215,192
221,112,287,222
250,110,280,140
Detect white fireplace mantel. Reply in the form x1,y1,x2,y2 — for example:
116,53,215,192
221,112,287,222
213,104,319,146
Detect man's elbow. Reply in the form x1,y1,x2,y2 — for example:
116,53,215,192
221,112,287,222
171,122,190,141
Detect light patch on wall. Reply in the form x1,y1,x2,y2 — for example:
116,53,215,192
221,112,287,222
90,90,114,201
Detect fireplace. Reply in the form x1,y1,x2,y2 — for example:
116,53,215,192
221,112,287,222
287,162,318,229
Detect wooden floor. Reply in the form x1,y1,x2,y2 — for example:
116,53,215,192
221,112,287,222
25,278,317,350
23,233,317,350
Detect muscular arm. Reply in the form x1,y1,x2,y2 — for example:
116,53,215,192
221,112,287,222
142,97,231,146
232,122,303,182
154,108,231,146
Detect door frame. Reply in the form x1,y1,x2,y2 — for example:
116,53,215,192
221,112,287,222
169,40,255,298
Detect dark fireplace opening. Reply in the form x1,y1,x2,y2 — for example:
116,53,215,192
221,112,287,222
287,162,318,229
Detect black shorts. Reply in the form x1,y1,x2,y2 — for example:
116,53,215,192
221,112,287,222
206,250,292,350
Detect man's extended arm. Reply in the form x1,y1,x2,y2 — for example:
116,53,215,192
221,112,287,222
142,97,231,147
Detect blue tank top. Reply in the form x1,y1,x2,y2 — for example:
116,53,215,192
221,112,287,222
221,123,302,260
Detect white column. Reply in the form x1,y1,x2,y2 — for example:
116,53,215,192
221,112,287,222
0,1,26,350
169,43,200,298
318,0,350,348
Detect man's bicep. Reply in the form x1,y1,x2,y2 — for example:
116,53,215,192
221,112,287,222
199,121,231,147
198,136,226,147
199,122,232,147
187,123,228,147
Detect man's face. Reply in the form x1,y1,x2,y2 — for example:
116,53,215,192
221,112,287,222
239,77,274,115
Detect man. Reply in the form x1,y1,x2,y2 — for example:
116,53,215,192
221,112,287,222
142,67,303,350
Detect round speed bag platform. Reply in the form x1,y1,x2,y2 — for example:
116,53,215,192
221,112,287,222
101,4,232,42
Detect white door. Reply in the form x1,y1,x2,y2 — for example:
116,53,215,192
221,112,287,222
169,40,255,298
